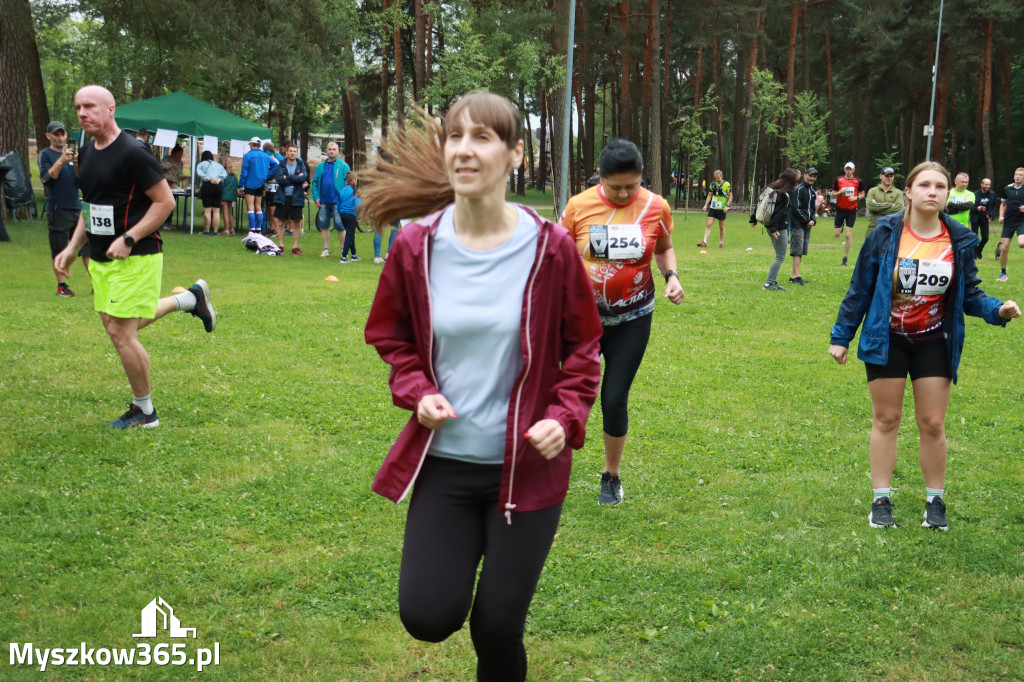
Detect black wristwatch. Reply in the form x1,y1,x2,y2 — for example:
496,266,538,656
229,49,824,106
663,269,677,282
122,234,136,247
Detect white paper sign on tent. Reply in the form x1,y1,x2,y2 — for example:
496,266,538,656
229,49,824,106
202,135,218,154
153,128,178,148
229,139,248,158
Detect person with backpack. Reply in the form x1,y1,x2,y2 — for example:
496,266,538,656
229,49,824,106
750,168,799,291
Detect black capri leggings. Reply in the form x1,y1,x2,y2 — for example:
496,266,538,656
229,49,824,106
599,313,653,438
399,456,562,682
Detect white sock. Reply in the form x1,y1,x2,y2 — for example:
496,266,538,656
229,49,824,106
132,394,154,415
172,291,197,312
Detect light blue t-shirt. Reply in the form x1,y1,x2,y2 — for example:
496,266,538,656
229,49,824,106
427,206,539,464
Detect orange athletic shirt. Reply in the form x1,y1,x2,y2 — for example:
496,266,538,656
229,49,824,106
890,222,954,338
560,185,673,324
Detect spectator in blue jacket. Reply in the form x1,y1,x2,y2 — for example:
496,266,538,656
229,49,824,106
311,141,351,258
829,161,1020,532
238,137,279,234
272,142,309,255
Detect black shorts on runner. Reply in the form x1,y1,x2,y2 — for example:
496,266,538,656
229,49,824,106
707,208,726,221
865,334,950,382
274,204,302,221
1000,221,1024,240
199,182,221,208
835,208,857,229
243,187,264,197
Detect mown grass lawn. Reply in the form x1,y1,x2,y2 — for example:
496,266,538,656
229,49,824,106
2,203,1023,681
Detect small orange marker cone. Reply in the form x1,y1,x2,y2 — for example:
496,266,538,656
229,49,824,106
171,286,187,294
325,275,339,282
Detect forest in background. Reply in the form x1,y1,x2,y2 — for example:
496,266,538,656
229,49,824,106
2,0,1023,204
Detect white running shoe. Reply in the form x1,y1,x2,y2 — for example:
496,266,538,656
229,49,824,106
320,248,330,258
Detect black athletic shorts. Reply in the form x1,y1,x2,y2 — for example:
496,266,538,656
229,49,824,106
835,208,857,229
274,204,302,221
707,208,726,221
1000,221,1024,240
865,334,950,382
243,186,264,197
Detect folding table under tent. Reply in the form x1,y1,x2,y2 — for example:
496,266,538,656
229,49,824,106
113,91,273,234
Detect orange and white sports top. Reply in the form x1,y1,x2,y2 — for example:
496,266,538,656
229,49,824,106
560,185,673,324
890,222,954,338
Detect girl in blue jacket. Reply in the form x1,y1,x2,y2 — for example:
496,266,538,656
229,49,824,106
829,161,1020,531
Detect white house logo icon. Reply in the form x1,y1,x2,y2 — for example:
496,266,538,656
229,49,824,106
133,597,197,638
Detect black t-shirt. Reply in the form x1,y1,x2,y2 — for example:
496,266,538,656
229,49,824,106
973,189,998,219
1001,183,1024,225
38,147,82,211
78,131,166,262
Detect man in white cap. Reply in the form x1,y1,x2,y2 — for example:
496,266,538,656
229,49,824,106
238,136,279,234
830,161,865,265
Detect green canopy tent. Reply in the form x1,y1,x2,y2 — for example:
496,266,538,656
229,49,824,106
113,92,273,233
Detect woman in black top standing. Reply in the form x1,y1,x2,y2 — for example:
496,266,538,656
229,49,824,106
751,168,799,291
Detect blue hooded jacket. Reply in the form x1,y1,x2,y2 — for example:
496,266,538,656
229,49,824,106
830,211,1006,384
240,148,279,190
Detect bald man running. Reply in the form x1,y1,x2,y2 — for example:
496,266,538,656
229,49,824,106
55,85,217,428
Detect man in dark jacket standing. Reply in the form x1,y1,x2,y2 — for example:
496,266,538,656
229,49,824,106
788,167,817,285
971,177,998,259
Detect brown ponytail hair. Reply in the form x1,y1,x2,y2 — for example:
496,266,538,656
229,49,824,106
359,90,523,228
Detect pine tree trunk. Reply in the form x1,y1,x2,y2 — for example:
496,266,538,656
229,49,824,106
712,36,725,172
380,0,390,138
517,82,528,196
413,0,425,103
981,19,994,180
783,0,799,166
538,88,547,194
1002,52,1011,172
640,0,656,162
1,0,31,181
736,8,760,202
660,0,672,193
617,2,634,142
393,13,405,125
823,28,836,176
648,0,662,196
23,0,49,149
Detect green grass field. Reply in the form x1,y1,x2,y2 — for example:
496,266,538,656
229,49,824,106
2,204,1023,681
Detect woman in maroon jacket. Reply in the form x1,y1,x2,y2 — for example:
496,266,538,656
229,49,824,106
361,91,602,682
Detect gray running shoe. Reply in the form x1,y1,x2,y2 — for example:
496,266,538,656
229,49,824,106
599,471,624,506
869,496,897,529
922,497,949,531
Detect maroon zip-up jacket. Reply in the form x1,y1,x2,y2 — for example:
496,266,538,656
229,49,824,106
364,205,602,520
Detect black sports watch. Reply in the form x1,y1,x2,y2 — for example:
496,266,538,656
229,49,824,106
122,234,136,247
663,269,678,282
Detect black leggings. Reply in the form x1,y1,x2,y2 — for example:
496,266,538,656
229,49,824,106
399,456,562,682
599,313,653,437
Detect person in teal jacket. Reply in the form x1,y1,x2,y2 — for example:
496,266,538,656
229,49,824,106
312,142,352,257
829,161,1020,533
